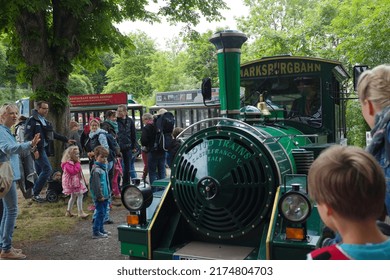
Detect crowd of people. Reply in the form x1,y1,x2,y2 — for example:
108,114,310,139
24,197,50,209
0,63,389,260
0,101,181,258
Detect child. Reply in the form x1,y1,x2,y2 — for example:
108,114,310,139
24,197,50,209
61,146,89,218
47,170,64,200
68,121,82,153
90,145,111,239
112,157,123,199
140,113,154,180
307,145,390,260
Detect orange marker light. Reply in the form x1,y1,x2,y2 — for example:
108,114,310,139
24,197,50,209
127,214,139,226
286,227,305,240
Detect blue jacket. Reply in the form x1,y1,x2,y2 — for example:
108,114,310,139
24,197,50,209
89,161,110,201
0,124,32,181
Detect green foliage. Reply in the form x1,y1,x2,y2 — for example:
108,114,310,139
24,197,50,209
147,48,198,93
0,0,226,111
331,0,390,66
239,0,323,59
0,40,6,84
0,87,33,105
345,97,370,147
103,32,156,100
184,30,219,86
67,74,94,95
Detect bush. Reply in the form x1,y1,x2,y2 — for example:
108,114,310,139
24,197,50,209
345,98,370,147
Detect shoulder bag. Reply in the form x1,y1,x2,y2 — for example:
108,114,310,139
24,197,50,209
0,160,13,198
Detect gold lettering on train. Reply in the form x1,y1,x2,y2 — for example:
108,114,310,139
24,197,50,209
241,62,321,78
187,139,252,164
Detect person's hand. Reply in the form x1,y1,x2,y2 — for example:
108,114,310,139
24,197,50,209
87,152,94,159
33,150,40,159
32,133,41,147
74,154,81,163
68,139,76,145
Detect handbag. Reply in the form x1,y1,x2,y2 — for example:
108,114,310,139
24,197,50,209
0,160,14,198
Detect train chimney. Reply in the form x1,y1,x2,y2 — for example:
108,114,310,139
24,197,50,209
210,30,247,118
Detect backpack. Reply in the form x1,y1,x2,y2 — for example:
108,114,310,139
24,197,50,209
85,132,119,161
153,112,175,152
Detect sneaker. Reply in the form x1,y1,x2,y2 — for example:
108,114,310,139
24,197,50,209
104,219,114,225
11,247,23,254
32,195,46,203
0,249,26,260
112,200,122,207
100,230,111,236
92,232,108,239
78,212,89,219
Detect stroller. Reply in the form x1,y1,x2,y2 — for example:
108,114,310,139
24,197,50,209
46,170,67,203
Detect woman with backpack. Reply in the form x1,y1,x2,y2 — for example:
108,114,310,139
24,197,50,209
140,109,174,187
86,118,117,224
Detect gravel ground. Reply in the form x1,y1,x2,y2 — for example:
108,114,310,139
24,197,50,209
17,204,130,260
12,160,150,260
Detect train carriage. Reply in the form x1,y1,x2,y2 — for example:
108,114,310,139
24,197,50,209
117,30,350,260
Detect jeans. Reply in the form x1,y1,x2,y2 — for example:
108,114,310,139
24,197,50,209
0,182,18,251
92,162,113,223
147,152,166,185
92,198,111,223
130,155,137,179
33,149,52,196
121,149,132,186
92,200,108,235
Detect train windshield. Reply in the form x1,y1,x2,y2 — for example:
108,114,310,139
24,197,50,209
243,75,322,127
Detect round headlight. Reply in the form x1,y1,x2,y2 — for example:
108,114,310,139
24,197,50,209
121,185,153,211
278,191,311,223
123,186,143,211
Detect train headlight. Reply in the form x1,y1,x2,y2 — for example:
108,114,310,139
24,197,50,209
122,185,153,211
121,183,153,226
278,191,311,223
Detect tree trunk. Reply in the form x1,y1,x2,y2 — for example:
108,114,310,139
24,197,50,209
15,10,75,167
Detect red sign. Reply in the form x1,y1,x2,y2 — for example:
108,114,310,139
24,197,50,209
69,92,128,107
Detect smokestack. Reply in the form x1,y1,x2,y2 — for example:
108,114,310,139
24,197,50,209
210,30,247,118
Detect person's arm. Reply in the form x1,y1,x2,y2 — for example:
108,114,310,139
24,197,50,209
61,161,81,176
53,130,75,145
98,133,109,150
24,117,35,141
90,170,103,201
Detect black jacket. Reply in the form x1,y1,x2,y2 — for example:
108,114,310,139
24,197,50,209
25,109,69,156
140,123,155,151
117,116,136,151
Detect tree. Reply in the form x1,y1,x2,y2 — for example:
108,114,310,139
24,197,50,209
147,42,198,93
330,0,390,66
0,36,32,104
103,32,156,101
184,30,220,86
0,0,226,165
0,0,226,110
238,0,322,60
67,74,94,95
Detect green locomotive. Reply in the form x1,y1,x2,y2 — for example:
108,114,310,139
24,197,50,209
117,30,351,260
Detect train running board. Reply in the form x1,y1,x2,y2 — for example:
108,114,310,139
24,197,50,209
172,241,255,260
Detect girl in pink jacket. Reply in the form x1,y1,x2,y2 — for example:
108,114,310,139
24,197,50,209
61,146,89,218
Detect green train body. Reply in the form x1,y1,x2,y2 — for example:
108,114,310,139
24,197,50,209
118,30,350,260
